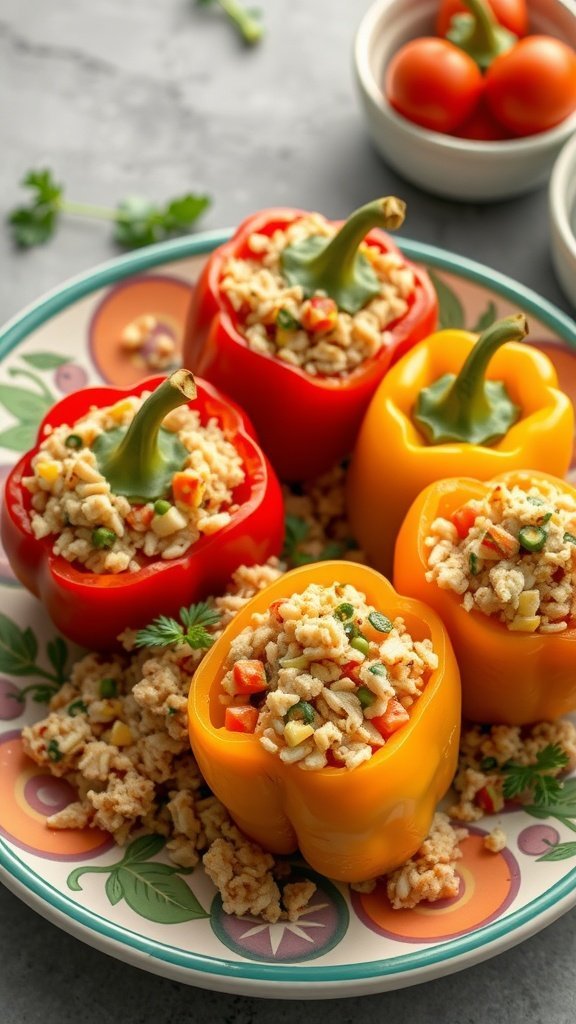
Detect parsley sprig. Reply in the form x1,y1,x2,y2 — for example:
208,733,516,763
196,0,263,45
8,169,211,250
135,602,221,651
502,744,569,807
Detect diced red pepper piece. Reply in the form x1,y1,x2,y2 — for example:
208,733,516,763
232,659,268,694
372,697,410,739
172,470,205,508
451,505,477,539
225,705,259,733
475,783,504,814
340,660,363,683
126,504,155,531
268,599,285,622
300,296,338,334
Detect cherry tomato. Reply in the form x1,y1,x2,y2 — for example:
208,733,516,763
385,38,484,134
436,0,528,38
485,36,576,136
453,96,513,141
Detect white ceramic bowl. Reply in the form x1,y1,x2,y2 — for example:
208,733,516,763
354,0,576,202
550,132,576,309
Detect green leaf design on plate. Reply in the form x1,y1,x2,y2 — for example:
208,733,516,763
47,636,69,683
525,779,576,821
21,353,71,370
0,422,38,451
537,841,576,862
105,872,125,906
0,614,42,676
471,300,498,333
116,863,208,924
122,833,166,864
429,270,465,330
0,384,51,423
66,835,209,924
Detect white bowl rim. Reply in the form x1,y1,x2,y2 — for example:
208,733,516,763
550,131,576,262
354,0,576,154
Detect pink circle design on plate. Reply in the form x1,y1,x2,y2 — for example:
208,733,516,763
0,679,22,720
518,824,561,857
0,731,113,861
351,826,521,944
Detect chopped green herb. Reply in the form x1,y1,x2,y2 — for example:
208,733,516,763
334,602,355,622
368,663,387,677
469,551,480,576
480,755,498,772
135,602,221,651
526,495,545,507
153,499,171,516
65,434,83,450
99,678,118,699
285,700,315,724
92,527,116,550
47,738,63,763
368,610,393,633
502,743,569,806
343,621,361,641
276,308,300,331
538,511,553,525
8,168,211,251
564,532,576,545
167,707,178,716
68,699,88,717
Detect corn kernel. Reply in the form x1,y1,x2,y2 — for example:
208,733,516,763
109,721,134,746
37,461,61,483
517,590,540,617
284,721,314,747
110,399,136,421
509,615,541,633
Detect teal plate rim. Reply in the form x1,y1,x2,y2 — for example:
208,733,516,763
1,230,576,991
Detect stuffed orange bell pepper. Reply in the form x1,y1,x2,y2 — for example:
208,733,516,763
347,313,574,577
182,199,438,481
188,560,460,882
394,469,576,725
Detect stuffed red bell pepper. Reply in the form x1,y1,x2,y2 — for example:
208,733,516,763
1,370,284,650
182,199,438,480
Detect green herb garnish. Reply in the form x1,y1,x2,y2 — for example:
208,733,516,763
518,525,547,553
334,602,355,621
68,699,88,717
502,744,569,807
196,0,263,44
285,700,315,724
469,551,480,575
99,678,118,699
135,602,221,651
8,169,210,250
47,738,63,763
276,308,300,331
564,532,576,545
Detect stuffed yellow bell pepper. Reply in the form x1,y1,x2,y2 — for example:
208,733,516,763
394,470,576,725
347,314,574,577
188,561,460,882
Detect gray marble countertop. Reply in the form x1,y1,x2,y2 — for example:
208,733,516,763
1,0,576,1019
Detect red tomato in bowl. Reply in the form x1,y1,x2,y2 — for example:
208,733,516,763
436,0,528,38
385,37,484,134
453,96,513,141
485,36,576,136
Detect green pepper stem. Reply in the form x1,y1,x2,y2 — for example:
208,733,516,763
93,370,197,503
447,0,517,69
280,197,406,315
413,314,528,446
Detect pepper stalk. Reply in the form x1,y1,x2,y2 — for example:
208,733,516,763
446,0,517,70
280,197,406,315
413,314,527,445
93,369,197,502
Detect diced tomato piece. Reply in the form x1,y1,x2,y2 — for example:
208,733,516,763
268,599,285,622
224,705,259,733
340,660,362,683
451,505,477,539
232,659,268,694
172,470,206,508
126,504,155,531
372,697,410,739
300,296,338,334
475,783,504,814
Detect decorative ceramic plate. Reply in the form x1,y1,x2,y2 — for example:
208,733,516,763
1,233,576,1000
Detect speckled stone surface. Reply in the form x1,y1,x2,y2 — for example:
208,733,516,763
1,0,576,1017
